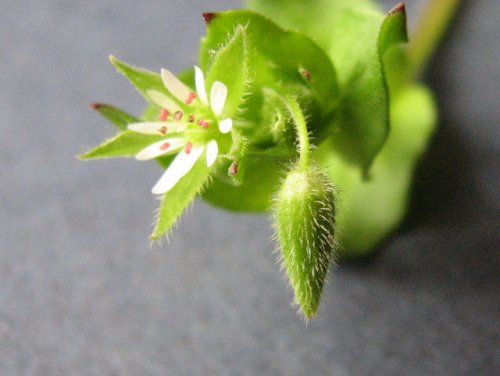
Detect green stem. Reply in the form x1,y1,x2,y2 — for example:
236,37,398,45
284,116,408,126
407,0,462,78
283,95,310,170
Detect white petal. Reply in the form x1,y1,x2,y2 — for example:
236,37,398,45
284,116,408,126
135,138,185,161
151,146,204,194
161,68,193,103
146,90,181,112
209,81,227,116
218,118,233,134
128,122,186,135
205,140,218,167
194,66,208,105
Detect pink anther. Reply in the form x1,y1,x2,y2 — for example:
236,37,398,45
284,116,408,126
160,142,170,151
197,119,209,129
186,92,197,105
159,108,170,121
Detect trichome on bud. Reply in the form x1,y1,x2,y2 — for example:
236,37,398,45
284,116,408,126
274,165,337,318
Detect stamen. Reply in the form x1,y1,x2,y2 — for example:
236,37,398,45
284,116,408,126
174,111,183,121
228,161,239,176
300,68,312,81
159,108,170,121
158,126,168,135
197,119,209,129
160,142,170,151
186,92,197,104
188,115,195,123
184,142,193,154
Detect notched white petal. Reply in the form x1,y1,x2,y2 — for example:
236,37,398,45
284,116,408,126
218,118,233,134
194,66,208,105
151,146,204,194
210,81,227,116
146,90,181,112
206,140,218,167
135,138,185,161
161,68,192,103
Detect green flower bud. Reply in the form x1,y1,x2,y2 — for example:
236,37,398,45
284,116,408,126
274,165,337,318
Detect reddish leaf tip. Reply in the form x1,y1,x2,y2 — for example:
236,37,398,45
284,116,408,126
90,102,107,110
389,2,405,15
202,12,217,24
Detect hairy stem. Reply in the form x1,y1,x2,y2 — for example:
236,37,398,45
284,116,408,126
407,0,462,78
282,95,310,170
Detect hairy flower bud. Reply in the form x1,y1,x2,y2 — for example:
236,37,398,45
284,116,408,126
274,165,336,318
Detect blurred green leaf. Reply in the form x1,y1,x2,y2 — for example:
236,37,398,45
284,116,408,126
316,85,437,256
247,0,409,172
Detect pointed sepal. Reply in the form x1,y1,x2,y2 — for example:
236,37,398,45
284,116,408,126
78,131,164,160
150,151,212,240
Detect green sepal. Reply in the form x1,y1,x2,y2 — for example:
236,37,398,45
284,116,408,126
205,25,249,119
109,55,188,111
90,103,138,131
150,154,211,240
78,131,164,160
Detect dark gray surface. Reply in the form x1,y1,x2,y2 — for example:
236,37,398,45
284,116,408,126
1,1,498,375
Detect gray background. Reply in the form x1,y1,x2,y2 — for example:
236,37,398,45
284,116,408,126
1,0,498,375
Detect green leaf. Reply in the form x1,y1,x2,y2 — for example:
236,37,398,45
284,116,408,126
315,85,437,257
247,0,409,172
151,155,211,240
327,7,407,172
205,25,249,119
90,103,138,131
79,131,163,160
246,0,379,51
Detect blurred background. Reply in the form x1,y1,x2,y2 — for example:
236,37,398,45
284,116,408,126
1,0,498,375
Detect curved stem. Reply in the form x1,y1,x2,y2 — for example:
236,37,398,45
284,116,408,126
407,0,462,78
282,95,310,170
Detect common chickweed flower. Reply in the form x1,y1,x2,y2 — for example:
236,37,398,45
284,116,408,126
128,66,233,194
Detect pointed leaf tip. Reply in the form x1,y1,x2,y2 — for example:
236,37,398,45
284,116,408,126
203,12,218,24
389,2,406,15
90,102,138,130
